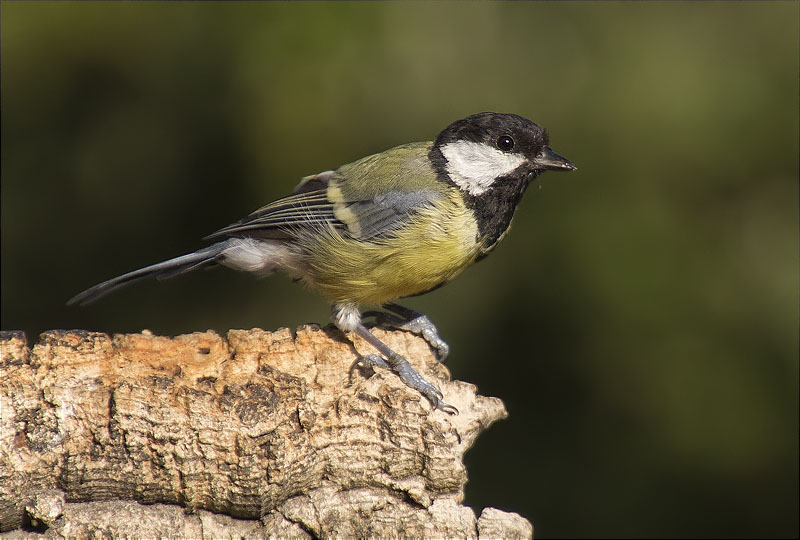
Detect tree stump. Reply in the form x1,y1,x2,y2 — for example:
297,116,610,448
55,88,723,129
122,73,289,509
0,326,532,539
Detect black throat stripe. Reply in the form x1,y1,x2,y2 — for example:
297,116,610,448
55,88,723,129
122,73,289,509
462,172,531,253
429,145,533,254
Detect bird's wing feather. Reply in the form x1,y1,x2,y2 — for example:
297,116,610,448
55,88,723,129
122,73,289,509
203,189,338,240
205,142,446,241
327,142,447,239
333,188,444,239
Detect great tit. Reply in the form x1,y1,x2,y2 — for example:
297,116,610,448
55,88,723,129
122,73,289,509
69,112,576,414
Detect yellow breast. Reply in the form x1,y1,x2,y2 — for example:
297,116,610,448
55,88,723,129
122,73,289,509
298,192,480,306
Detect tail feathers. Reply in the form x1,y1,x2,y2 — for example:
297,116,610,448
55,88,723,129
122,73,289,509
67,243,228,306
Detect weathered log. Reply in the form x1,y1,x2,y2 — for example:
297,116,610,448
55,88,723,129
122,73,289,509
0,326,532,538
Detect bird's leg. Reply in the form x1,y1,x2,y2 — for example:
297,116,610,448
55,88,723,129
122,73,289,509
363,303,450,361
334,304,457,415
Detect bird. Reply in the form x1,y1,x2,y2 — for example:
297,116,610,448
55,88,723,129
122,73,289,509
68,112,576,414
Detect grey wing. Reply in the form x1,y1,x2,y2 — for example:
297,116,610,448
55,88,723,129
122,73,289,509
340,188,444,239
203,188,338,241
206,171,341,240
204,171,443,241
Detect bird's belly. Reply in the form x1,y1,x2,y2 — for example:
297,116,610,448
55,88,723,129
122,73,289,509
300,204,480,306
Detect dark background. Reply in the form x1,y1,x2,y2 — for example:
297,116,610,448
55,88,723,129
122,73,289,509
2,2,798,538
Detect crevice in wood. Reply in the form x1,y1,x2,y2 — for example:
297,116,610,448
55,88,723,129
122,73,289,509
1,326,532,538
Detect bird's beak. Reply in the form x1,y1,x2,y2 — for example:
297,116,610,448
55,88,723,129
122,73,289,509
532,147,577,171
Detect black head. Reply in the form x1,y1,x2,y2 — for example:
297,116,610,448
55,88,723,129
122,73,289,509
431,112,575,196
435,112,549,160
430,112,576,253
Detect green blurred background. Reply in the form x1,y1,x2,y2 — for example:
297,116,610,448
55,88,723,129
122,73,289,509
2,2,798,537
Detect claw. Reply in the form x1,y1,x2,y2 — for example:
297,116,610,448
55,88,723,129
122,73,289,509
349,354,385,382
421,385,458,415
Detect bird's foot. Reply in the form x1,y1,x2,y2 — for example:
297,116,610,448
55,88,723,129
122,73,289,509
353,353,458,415
363,304,450,362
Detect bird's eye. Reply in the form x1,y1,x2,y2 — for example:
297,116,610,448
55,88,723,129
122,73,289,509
497,135,515,152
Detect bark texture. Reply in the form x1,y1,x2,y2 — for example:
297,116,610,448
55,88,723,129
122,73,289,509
0,326,531,539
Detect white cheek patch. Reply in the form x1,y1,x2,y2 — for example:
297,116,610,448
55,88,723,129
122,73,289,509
441,140,527,195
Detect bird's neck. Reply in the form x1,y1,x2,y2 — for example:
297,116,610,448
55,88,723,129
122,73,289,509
428,144,533,256
463,174,531,255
